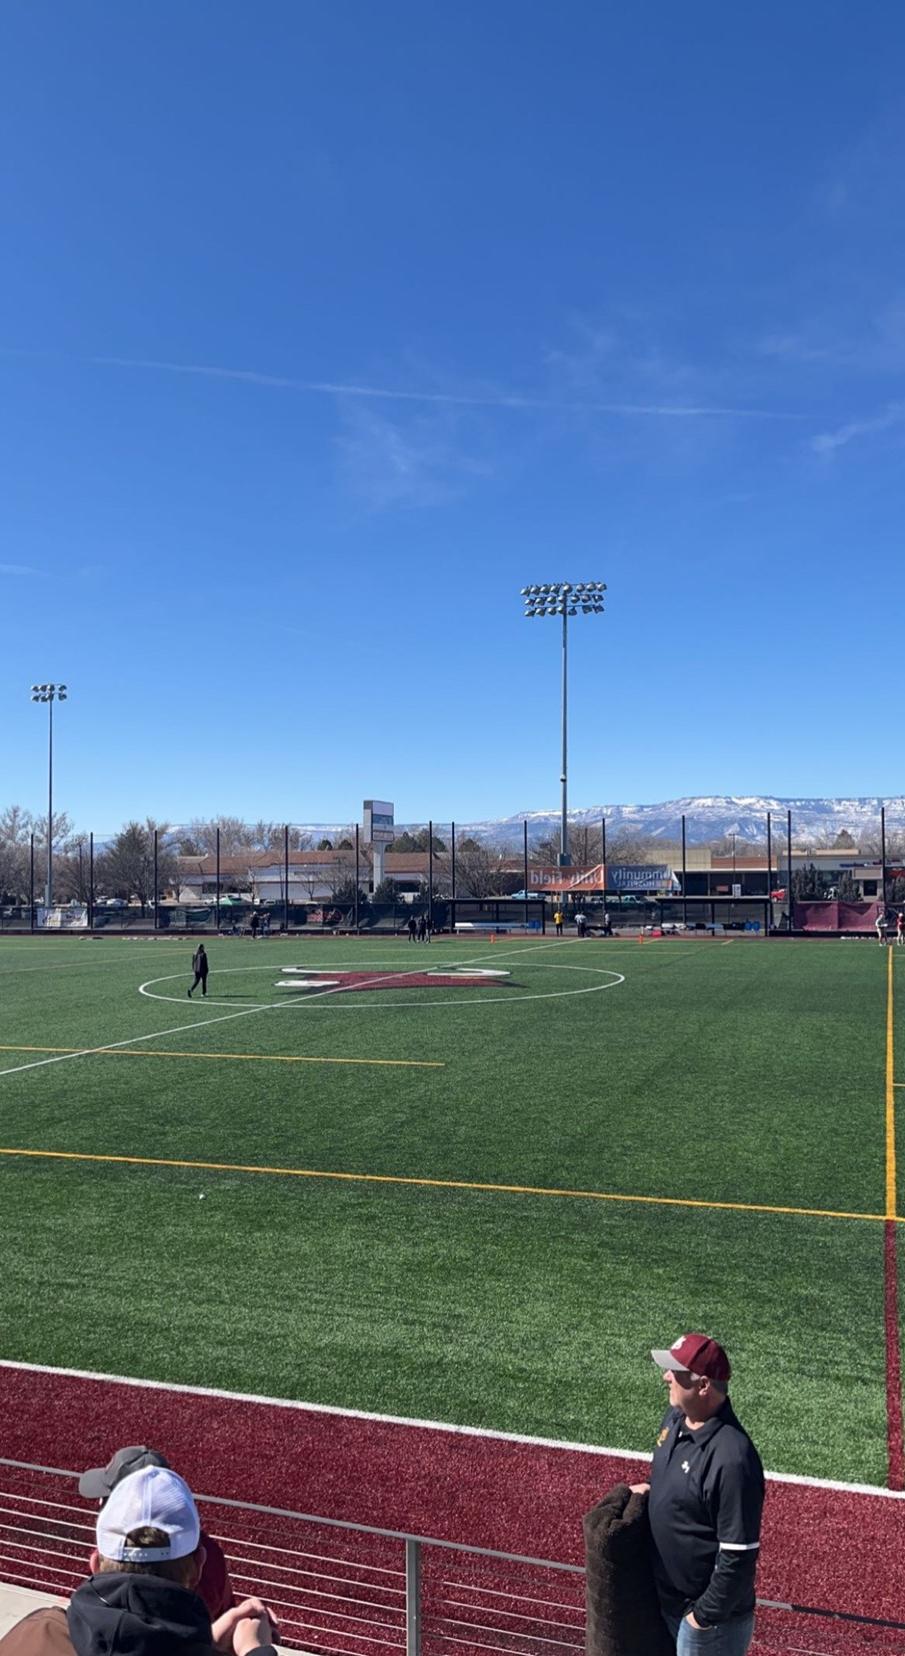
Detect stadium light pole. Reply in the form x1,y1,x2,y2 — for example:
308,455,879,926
30,682,67,908
521,583,606,866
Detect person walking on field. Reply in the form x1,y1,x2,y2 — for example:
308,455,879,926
407,914,418,943
897,910,905,947
418,914,427,943
876,910,888,946
554,908,564,936
630,1333,764,1656
188,943,209,997
249,909,260,940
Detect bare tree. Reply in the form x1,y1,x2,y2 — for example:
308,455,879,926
178,818,312,856
443,838,519,899
96,820,177,911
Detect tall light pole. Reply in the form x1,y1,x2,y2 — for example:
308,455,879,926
30,682,67,908
521,583,606,866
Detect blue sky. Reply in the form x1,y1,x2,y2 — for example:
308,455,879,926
2,0,904,831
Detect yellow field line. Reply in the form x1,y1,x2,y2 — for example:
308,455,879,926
888,946,898,1219
0,1044,441,1071
0,1143,894,1224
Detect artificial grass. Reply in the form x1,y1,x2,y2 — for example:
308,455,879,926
0,1153,888,1485
0,934,899,1485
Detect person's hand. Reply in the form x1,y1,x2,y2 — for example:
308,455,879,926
629,1481,650,1495
232,1612,277,1656
211,1598,278,1654
684,1612,710,1631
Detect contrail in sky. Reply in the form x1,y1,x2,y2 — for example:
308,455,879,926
0,346,804,420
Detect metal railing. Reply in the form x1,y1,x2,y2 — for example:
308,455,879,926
0,1458,904,1656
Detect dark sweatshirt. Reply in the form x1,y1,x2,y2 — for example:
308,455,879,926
68,1574,216,1656
0,1577,214,1656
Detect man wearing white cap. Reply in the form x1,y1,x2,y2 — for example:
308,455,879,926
0,1466,278,1656
631,1333,764,1655
78,1445,234,1621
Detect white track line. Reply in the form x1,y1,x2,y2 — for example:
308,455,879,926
0,1356,897,1500
0,937,575,1081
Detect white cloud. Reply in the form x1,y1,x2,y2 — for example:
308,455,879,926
335,404,493,508
811,402,905,455
0,563,45,576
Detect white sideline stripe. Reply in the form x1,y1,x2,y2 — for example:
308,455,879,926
0,1358,899,1501
0,938,566,1080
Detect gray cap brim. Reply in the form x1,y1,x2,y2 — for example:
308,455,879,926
651,1349,684,1370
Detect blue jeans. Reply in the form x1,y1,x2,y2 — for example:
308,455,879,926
663,1611,755,1656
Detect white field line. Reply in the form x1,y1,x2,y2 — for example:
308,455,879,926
0,937,575,1081
138,959,624,1014
0,1356,897,1502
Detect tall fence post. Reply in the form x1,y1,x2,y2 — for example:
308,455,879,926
523,820,529,930
152,829,158,931
29,834,35,932
89,833,94,931
428,821,433,931
787,809,793,934
214,826,221,934
283,824,290,934
354,825,360,933
881,805,888,913
405,1538,421,1656
766,811,773,937
681,814,687,930
78,841,84,904
601,815,607,925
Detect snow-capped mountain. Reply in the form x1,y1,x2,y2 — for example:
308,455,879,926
284,796,905,848
436,796,905,847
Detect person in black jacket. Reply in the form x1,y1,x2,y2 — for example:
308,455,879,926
0,1465,277,1656
188,944,209,998
632,1333,764,1655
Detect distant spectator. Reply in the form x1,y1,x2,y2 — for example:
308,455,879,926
575,910,587,938
407,914,418,943
0,1464,275,1656
876,910,888,947
188,944,209,999
78,1446,234,1621
897,910,905,947
249,910,260,940
553,909,564,936
631,1333,764,1654
418,914,427,943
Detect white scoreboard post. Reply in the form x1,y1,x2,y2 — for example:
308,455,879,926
363,799,395,891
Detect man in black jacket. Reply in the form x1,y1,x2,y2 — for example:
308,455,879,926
632,1332,763,1655
0,1464,277,1656
188,944,209,998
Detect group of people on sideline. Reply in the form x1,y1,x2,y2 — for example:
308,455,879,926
0,1329,762,1656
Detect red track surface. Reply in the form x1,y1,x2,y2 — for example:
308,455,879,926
1,1365,904,1652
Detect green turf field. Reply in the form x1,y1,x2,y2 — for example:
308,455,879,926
0,932,899,1484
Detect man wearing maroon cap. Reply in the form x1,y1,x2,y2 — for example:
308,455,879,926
631,1333,764,1655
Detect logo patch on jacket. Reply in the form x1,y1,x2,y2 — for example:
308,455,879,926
656,1428,669,1448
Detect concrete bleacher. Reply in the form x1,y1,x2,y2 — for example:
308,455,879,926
0,1583,67,1639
